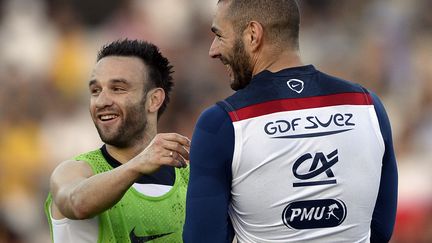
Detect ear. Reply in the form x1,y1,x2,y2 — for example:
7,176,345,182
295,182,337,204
244,21,264,52
146,88,165,114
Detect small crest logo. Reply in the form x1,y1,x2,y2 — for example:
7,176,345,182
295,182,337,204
287,79,304,93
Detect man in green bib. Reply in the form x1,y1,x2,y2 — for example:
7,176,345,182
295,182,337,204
45,39,190,243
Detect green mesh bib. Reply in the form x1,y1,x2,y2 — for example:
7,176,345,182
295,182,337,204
45,148,189,243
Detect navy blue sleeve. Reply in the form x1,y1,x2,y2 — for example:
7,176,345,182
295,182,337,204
370,92,398,243
183,105,235,243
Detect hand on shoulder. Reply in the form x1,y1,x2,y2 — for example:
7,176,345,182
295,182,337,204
130,133,190,175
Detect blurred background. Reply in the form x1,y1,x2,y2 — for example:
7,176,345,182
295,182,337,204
0,0,431,242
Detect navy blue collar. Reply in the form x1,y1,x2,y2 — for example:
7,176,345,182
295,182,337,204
251,65,317,84
100,145,175,186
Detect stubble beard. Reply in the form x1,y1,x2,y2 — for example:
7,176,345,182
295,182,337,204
229,37,253,91
95,97,147,148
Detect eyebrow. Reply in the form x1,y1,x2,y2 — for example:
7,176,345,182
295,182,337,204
110,79,129,85
88,79,129,87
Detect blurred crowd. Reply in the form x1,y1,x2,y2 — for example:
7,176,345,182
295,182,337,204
0,0,431,242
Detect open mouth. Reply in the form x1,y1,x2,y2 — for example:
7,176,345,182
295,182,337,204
98,114,119,122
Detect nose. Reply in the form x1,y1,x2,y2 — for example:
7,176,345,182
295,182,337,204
209,37,220,59
94,89,113,108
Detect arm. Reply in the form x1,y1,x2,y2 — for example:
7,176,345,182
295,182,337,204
183,105,235,243
50,133,190,220
370,92,398,243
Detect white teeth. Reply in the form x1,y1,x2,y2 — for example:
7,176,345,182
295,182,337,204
100,115,118,121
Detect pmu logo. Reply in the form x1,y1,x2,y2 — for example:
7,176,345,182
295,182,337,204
292,149,338,187
282,199,347,229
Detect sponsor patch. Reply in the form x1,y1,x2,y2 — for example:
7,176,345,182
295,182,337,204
282,199,347,229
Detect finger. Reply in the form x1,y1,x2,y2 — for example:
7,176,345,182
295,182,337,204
160,155,187,168
162,141,190,160
171,152,188,168
160,133,191,147
177,159,188,168
175,146,189,161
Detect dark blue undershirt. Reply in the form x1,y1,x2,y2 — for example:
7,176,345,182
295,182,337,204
100,145,175,186
183,105,235,243
369,92,398,243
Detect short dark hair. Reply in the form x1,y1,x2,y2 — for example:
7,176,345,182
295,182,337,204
97,39,174,118
219,0,300,49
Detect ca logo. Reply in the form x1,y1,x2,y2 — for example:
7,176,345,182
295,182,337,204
292,149,338,187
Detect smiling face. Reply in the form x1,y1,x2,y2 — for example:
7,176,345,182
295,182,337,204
89,56,149,148
209,1,253,91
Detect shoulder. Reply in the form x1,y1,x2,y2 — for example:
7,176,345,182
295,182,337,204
367,91,389,123
316,70,369,94
53,159,93,173
53,148,103,178
194,104,232,133
191,104,234,161
369,91,386,110
369,91,393,139
50,160,94,189
198,104,230,122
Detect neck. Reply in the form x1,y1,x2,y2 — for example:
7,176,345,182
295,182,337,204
252,47,303,75
105,125,157,164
